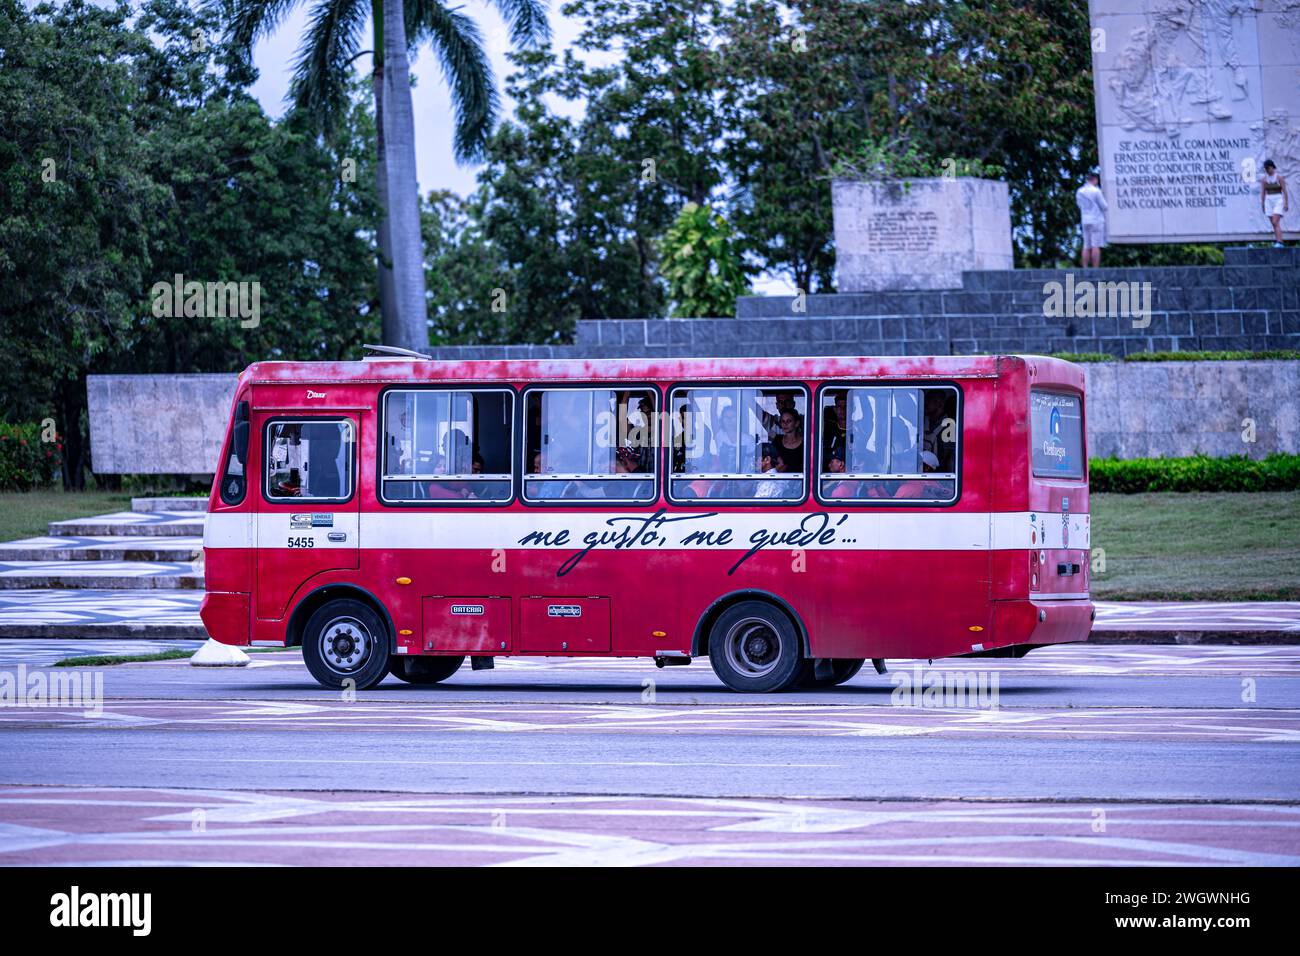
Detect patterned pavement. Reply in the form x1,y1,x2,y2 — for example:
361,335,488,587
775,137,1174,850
1,788,1295,866
0,560,202,587
1093,601,1300,633
0,589,203,625
0,589,1295,639
0,640,203,667
1,695,1296,744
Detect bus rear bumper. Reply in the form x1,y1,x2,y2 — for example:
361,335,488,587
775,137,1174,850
994,597,1093,649
200,591,251,646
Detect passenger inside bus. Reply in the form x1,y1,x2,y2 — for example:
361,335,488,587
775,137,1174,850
923,389,957,472
753,444,800,499
669,386,806,501
381,390,512,502
822,440,860,499
267,421,350,499
525,388,656,502
817,386,957,502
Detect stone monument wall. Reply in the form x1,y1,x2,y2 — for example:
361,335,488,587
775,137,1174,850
831,178,1014,291
1089,0,1300,242
87,373,237,475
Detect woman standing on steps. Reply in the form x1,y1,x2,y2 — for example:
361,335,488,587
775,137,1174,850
1260,159,1290,247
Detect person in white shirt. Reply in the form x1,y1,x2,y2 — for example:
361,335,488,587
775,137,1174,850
753,444,788,499
1076,171,1109,268
1260,159,1289,247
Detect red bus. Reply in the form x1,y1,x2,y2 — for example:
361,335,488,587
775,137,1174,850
200,353,1093,692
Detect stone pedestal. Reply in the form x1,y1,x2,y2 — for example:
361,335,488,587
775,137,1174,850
831,177,1014,291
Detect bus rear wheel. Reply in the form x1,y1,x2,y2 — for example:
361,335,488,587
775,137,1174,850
302,598,390,690
388,655,465,685
707,601,805,693
798,658,866,688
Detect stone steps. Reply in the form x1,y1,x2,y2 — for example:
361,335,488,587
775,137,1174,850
0,500,208,608
130,496,208,513
0,535,203,562
473,246,1298,363
0,560,204,590
48,510,205,538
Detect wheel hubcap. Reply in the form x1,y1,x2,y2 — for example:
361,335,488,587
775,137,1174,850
724,618,782,678
320,616,371,673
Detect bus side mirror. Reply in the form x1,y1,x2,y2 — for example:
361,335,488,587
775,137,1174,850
233,401,250,466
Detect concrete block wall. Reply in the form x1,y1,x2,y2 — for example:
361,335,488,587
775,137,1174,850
1083,361,1300,459
539,246,1299,361
87,249,1298,472
86,360,1299,473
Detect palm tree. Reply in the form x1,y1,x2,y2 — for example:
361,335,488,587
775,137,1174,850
218,0,549,351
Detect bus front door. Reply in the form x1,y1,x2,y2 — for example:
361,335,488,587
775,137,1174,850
255,414,361,621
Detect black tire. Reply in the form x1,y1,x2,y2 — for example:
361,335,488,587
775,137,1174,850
301,598,391,690
707,600,805,693
798,658,867,688
388,655,465,685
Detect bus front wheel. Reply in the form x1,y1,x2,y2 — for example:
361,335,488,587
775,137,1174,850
302,598,391,690
708,601,805,693
389,655,465,685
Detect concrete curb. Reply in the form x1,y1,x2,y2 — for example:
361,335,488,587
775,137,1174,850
190,637,250,666
0,624,208,640
1087,630,1299,645
0,576,203,591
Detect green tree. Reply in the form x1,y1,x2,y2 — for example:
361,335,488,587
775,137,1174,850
218,0,549,351
0,0,383,486
0,0,166,485
658,203,750,318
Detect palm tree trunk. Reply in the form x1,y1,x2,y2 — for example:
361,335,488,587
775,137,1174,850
371,10,397,344
381,0,429,351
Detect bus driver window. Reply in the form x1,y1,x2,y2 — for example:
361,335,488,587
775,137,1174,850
265,420,354,500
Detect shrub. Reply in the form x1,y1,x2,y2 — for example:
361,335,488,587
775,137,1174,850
1089,454,1300,493
1125,350,1300,362
1050,351,1300,363
1050,352,1115,363
658,203,751,319
0,423,63,491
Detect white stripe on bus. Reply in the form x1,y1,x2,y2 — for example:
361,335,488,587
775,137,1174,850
203,510,1090,552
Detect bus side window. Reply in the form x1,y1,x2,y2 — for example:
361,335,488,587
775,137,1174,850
381,389,514,503
523,388,657,503
818,386,958,503
265,420,354,501
668,386,806,503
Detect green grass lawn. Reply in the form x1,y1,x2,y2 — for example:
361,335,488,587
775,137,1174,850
2,489,1294,602
1090,492,1300,601
0,490,134,542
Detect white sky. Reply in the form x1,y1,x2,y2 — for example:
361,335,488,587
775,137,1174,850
248,1,587,199
247,2,794,297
